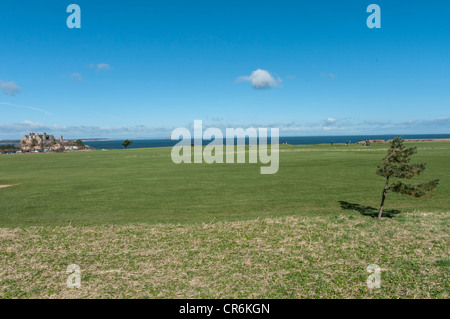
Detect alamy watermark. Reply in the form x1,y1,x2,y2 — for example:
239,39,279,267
66,4,380,30
66,264,81,289
170,120,279,174
66,4,81,29
366,264,381,289
367,4,381,29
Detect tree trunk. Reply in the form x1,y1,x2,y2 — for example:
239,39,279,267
378,176,390,220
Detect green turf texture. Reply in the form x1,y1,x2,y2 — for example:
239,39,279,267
0,142,448,227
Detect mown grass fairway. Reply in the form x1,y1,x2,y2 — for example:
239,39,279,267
0,141,448,298
0,142,449,226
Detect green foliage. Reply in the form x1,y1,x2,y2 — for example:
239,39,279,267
377,138,424,178
121,139,133,149
390,179,440,197
0,144,18,154
75,139,85,147
0,144,18,150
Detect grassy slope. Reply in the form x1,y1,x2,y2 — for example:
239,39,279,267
0,142,449,226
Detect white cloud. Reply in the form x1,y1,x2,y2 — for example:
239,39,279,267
0,81,22,96
320,73,336,79
1,117,449,140
97,63,111,71
0,122,174,139
91,63,111,71
322,118,338,130
20,120,46,128
70,73,83,82
237,69,282,89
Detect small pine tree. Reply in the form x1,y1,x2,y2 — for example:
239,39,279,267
376,136,439,219
75,139,85,147
122,139,133,149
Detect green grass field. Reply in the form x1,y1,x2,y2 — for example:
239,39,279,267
0,141,448,298
0,141,449,226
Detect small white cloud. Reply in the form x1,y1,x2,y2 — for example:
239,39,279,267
21,120,46,127
322,118,339,130
70,73,83,82
89,63,111,71
320,73,336,79
96,63,111,71
0,81,22,96
237,69,282,89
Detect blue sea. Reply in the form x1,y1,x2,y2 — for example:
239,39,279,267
83,134,450,150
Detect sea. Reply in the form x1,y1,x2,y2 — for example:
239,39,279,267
82,134,450,150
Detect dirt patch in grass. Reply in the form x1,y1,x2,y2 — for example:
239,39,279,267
0,185,12,189
0,212,448,299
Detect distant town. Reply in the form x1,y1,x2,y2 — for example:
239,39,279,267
0,132,91,154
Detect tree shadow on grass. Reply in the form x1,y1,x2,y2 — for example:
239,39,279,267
338,201,401,218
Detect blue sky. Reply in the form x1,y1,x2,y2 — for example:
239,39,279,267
0,0,449,139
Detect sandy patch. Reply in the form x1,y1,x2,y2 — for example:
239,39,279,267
0,185,12,189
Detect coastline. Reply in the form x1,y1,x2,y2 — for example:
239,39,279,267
3,135,450,151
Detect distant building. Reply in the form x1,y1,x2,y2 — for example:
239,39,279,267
19,133,88,153
20,132,64,152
